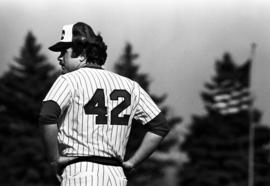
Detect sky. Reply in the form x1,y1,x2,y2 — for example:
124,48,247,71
0,0,270,125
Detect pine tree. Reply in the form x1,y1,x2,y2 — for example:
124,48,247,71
0,32,59,185
114,43,184,186
179,52,270,186
0,31,57,123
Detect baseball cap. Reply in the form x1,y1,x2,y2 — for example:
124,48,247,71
49,22,97,52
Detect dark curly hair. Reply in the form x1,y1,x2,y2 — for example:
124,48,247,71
71,22,107,66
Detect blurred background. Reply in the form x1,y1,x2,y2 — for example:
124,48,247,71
0,0,270,185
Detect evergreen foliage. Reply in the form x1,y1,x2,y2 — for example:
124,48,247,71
114,43,182,186
0,32,58,185
0,32,57,123
179,53,270,186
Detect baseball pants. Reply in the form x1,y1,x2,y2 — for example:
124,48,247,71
60,162,127,186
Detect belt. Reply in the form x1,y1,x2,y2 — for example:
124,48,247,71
60,156,123,170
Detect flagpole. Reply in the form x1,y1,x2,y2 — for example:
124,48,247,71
248,101,254,186
248,43,256,186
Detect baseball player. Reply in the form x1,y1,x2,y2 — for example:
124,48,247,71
39,22,169,186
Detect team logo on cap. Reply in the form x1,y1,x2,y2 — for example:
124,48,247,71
61,24,73,42
61,30,65,40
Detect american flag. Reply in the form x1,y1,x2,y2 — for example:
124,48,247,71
205,61,252,115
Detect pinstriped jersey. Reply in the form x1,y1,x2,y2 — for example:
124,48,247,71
43,67,161,160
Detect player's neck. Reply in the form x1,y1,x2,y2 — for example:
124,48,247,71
84,63,103,69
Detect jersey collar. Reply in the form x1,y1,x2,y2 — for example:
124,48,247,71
83,63,103,70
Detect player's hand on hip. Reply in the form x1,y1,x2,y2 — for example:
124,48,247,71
56,156,77,173
51,156,76,182
122,160,135,175
57,156,76,165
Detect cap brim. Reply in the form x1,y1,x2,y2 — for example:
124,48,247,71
48,42,72,52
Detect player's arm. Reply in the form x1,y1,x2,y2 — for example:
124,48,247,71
39,101,61,162
39,101,75,177
123,113,169,170
41,123,59,162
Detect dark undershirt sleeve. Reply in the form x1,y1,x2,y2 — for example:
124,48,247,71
39,100,61,125
146,113,170,137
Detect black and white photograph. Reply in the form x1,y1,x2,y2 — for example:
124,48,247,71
0,0,269,186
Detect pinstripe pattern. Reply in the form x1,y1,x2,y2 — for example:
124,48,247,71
44,67,160,160
61,162,127,186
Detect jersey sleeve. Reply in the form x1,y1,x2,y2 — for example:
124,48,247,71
43,75,72,112
133,83,161,125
